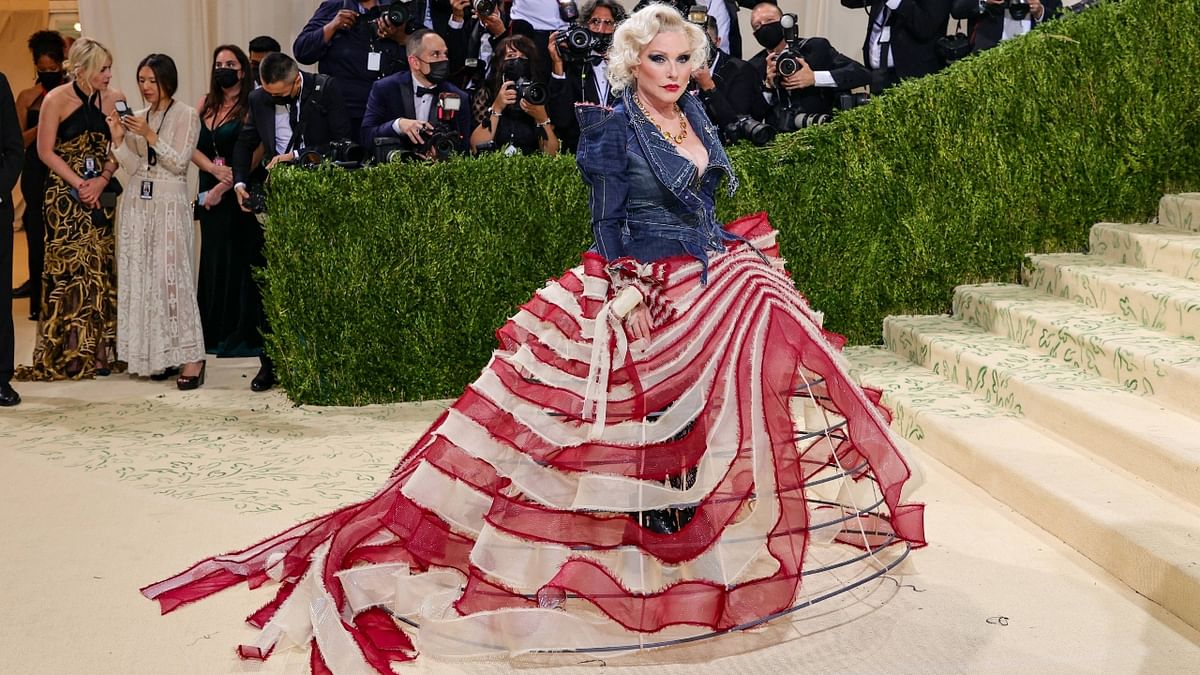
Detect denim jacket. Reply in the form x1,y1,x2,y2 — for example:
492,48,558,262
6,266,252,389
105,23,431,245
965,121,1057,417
575,87,741,280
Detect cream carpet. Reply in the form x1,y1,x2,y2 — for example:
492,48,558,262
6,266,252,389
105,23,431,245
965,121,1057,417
3,241,1199,674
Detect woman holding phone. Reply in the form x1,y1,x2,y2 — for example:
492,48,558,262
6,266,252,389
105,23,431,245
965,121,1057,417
108,53,205,388
17,38,123,381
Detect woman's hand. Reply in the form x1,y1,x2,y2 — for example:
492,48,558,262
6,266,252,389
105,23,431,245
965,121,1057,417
122,113,151,138
491,82,517,111
204,181,230,208
77,177,106,209
105,112,125,145
210,163,234,185
520,100,549,124
626,303,652,343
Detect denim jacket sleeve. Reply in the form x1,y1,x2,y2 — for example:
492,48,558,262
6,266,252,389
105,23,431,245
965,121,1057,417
575,104,627,262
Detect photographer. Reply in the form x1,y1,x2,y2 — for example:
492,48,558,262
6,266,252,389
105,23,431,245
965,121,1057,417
841,0,952,93
545,0,623,152
748,3,870,131
691,14,762,134
248,35,282,87
470,35,558,156
293,0,412,131
951,0,1061,53
510,0,570,79
362,29,473,157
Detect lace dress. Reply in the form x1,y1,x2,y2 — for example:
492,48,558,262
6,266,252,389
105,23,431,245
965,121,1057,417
111,102,204,375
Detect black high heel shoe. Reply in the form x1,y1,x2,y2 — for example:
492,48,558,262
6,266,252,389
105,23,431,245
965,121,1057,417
176,361,206,390
150,366,180,381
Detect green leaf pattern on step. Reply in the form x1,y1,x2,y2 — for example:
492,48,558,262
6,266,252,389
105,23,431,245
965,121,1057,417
1158,194,1200,234
845,346,1018,421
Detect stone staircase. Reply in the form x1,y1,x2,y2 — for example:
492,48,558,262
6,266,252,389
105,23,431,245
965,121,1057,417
845,193,1200,632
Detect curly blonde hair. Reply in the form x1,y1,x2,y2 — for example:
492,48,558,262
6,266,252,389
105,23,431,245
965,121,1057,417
606,4,708,94
68,37,113,85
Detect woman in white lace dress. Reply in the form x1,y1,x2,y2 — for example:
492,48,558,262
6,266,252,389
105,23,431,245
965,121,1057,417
108,54,206,388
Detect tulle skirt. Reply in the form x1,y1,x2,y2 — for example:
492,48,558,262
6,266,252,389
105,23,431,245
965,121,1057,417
142,213,925,672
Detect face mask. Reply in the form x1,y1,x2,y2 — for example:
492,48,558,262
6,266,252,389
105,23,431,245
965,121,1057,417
425,60,450,85
502,57,529,81
753,21,784,50
214,67,240,89
37,71,64,89
250,62,261,85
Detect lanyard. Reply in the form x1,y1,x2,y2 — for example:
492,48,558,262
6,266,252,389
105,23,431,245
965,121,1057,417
146,99,175,167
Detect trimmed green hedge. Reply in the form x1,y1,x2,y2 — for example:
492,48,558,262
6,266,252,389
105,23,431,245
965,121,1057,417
264,0,1200,405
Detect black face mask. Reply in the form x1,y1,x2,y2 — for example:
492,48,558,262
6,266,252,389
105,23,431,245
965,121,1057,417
214,67,240,89
590,31,613,54
753,21,784,50
37,70,64,89
250,62,261,85
502,57,530,81
425,60,450,85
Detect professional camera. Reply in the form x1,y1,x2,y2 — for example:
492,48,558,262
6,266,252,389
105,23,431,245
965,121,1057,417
555,24,599,61
512,78,548,106
837,92,870,111
415,124,461,161
722,116,776,147
473,0,496,17
774,14,807,79
380,0,423,33
373,137,412,164
773,110,832,131
292,140,366,170
969,0,1033,20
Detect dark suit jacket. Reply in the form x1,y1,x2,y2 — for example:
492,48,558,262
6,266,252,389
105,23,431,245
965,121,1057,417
547,61,619,153
233,72,353,185
698,52,762,128
951,0,1062,52
0,73,22,202
360,70,473,151
748,37,871,118
841,0,953,80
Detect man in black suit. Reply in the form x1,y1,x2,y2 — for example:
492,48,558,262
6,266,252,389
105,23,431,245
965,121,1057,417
361,29,473,154
951,0,1061,53
546,0,625,153
747,3,871,130
231,52,351,392
0,72,23,406
692,15,762,131
841,0,952,93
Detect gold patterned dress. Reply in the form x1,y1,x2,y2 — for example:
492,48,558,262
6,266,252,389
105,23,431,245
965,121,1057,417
17,83,120,381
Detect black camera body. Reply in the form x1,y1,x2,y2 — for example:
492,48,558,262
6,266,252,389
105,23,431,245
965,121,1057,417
555,24,600,62
838,92,870,111
373,137,412,164
243,185,269,215
511,78,548,106
417,124,461,161
774,14,807,80
722,116,776,147
974,0,1033,20
473,0,496,17
291,140,366,170
356,0,422,34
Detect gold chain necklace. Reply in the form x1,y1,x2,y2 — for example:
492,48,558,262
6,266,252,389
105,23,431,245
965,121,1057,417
634,93,687,145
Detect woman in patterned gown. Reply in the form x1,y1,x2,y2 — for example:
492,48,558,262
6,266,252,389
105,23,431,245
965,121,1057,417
192,45,265,361
108,53,205,388
17,38,122,381
143,7,924,671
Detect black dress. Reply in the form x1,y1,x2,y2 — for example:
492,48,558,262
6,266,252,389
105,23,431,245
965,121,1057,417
195,118,265,357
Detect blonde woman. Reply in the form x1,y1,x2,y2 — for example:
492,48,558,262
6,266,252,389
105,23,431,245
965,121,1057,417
144,6,925,669
18,38,123,380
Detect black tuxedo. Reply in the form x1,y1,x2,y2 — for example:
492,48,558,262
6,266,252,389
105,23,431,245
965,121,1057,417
0,73,23,382
748,37,871,122
360,70,473,151
547,60,619,153
696,52,762,129
233,72,352,185
841,0,952,82
951,0,1062,53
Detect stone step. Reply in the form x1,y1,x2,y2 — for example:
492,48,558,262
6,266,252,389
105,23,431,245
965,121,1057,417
883,314,1200,508
1024,253,1200,341
845,346,1200,633
1159,193,1200,233
952,283,1200,415
1090,222,1200,282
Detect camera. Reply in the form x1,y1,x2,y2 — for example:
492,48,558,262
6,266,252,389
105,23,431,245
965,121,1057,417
414,124,461,161
291,140,366,170
973,0,1033,20
511,78,548,106
373,137,415,163
473,0,496,17
837,92,870,111
774,14,807,79
555,24,597,61
722,116,776,147
360,0,421,33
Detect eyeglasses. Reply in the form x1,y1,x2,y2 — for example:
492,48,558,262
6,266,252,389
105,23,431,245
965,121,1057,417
587,18,617,29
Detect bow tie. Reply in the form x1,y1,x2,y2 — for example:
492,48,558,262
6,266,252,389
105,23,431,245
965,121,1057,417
416,85,438,97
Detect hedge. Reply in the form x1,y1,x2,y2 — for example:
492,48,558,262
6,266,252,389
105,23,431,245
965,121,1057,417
263,0,1200,405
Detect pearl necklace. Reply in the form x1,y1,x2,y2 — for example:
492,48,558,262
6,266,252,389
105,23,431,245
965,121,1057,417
634,92,687,145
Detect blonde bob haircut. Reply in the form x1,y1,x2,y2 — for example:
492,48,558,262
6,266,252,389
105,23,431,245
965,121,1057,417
607,4,708,94
68,38,113,85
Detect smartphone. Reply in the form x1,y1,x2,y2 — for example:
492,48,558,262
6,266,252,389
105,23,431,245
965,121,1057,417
114,100,133,117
